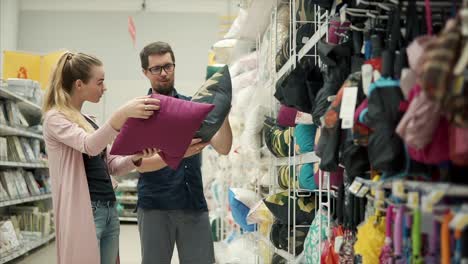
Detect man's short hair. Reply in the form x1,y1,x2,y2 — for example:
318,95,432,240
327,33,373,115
140,42,175,70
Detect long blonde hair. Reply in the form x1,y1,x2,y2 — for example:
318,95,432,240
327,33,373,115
43,51,103,132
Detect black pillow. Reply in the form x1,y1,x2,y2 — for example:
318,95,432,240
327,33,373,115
263,117,294,157
192,65,232,142
264,191,316,225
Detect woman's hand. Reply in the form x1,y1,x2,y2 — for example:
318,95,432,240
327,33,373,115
120,96,160,119
132,148,159,167
110,96,160,130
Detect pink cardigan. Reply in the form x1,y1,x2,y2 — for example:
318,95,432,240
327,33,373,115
43,109,135,264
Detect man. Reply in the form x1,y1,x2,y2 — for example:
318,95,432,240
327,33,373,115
136,41,232,264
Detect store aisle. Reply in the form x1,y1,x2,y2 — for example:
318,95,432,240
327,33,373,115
18,224,181,264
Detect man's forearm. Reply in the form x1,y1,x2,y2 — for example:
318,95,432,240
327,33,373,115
137,154,168,173
210,117,232,155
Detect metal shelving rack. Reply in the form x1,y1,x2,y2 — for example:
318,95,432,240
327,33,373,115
249,0,335,262
0,83,54,263
0,233,55,264
116,180,138,222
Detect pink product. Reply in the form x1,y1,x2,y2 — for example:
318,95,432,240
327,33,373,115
110,94,214,169
277,105,298,127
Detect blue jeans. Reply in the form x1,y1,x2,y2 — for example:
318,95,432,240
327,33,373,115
92,201,120,264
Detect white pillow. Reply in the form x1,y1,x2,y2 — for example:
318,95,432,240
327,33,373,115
229,51,258,78
232,85,255,118
213,39,238,64
224,8,248,39
241,105,268,150
231,69,258,93
229,188,260,209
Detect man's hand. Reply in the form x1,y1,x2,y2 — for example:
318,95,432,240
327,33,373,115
184,138,209,158
131,148,159,167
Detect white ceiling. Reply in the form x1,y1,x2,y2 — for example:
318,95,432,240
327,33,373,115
20,0,238,14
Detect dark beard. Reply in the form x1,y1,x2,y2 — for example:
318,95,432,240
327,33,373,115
153,85,174,96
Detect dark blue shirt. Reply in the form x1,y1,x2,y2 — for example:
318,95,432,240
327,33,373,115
137,89,208,211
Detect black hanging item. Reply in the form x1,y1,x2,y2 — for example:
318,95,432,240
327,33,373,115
381,50,394,78
371,34,383,58
311,40,351,126
364,77,406,174
341,129,370,178
305,62,325,110
316,72,361,171
351,30,366,73
275,61,325,114
393,50,407,80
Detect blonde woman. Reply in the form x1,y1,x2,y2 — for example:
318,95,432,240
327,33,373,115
42,52,159,264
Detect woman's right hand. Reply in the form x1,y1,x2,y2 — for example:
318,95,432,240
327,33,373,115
120,96,160,119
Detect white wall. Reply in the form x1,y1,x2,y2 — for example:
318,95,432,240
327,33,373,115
0,0,19,78
17,10,219,122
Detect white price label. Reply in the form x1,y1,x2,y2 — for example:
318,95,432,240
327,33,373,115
392,181,405,199
349,181,362,195
375,189,385,201
341,117,354,129
407,192,419,209
340,87,358,119
421,196,433,213
449,213,468,230
334,236,344,253
356,186,370,198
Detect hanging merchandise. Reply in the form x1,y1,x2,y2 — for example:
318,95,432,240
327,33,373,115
354,211,386,264
263,117,294,157
311,40,351,126
303,210,330,264
210,0,468,263
379,205,394,263
264,191,316,225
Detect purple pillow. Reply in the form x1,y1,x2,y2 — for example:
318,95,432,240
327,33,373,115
110,94,214,169
277,105,297,127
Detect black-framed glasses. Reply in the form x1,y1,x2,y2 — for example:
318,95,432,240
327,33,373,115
148,63,175,75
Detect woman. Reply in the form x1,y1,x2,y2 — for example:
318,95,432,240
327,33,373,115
42,51,159,264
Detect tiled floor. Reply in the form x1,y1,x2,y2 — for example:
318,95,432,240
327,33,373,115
16,223,181,264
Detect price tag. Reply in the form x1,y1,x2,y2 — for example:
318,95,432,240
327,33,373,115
349,180,363,195
341,118,354,129
340,87,358,119
356,186,370,198
375,189,385,201
429,190,446,205
373,70,381,82
340,87,358,130
340,4,347,24
450,213,468,230
334,236,344,253
421,195,433,213
392,180,405,199
407,192,419,209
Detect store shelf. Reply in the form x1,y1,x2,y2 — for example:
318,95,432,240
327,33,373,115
276,57,294,82
117,196,137,205
0,194,52,208
0,233,55,264
0,160,48,169
116,186,137,192
297,22,328,60
275,22,328,82
275,152,320,166
0,124,43,140
119,217,138,223
0,87,42,120
239,0,276,40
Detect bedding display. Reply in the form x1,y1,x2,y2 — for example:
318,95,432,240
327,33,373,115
203,1,468,263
